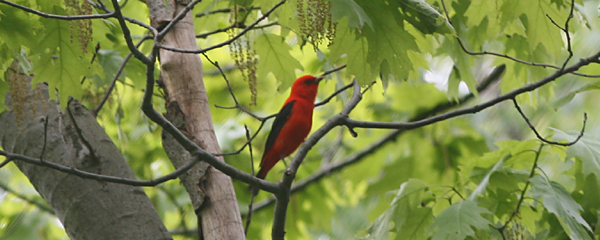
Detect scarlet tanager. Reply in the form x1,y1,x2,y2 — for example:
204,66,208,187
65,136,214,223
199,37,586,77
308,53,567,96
256,75,323,179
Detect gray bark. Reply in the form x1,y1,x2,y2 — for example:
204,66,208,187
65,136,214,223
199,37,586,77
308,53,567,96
0,84,172,240
148,0,245,239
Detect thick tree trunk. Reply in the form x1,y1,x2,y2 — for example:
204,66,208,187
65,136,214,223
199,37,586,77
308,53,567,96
0,83,171,240
148,1,245,239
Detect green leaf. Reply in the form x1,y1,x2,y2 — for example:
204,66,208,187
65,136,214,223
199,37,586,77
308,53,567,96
468,155,507,201
93,50,125,87
329,19,373,83
429,200,492,240
357,0,420,84
517,0,565,56
330,0,372,29
255,33,304,91
30,7,94,108
398,0,454,34
554,82,600,109
553,128,600,185
529,175,593,240
369,179,433,240
0,5,38,52
442,36,477,99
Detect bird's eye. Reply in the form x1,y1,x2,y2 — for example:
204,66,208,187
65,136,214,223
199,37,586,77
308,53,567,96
304,80,312,84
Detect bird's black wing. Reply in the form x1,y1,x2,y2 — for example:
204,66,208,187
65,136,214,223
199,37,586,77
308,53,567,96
263,100,295,158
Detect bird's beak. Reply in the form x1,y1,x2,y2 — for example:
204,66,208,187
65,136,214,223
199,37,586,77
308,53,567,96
315,75,324,83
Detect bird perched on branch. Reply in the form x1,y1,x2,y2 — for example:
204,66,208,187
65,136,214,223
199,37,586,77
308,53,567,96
256,75,323,179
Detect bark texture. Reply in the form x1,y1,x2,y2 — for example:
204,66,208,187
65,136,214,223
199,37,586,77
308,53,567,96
148,1,245,239
162,101,209,237
0,84,171,240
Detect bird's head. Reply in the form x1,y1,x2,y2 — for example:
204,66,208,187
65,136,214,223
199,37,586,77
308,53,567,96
290,75,323,100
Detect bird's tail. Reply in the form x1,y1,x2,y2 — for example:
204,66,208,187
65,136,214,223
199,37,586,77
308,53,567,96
249,169,265,196
255,167,267,180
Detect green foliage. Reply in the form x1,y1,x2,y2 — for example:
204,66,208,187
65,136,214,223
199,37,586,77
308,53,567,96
254,33,304,90
329,0,372,29
554,129,600,185
529,175,593,240
1,0,599,239
398,0,453,35
369,179,433,240
429,200,492,240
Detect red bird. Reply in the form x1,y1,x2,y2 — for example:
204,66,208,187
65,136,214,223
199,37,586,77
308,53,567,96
256,75,323,179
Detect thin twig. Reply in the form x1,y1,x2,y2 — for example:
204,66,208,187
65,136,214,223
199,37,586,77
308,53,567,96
196,22,278,39
342,51,600,129
271,79,362,239
203,53,264,120
159,0,286,54
0,0,114,20
195,7,260,18
563,0,575,69
88,0,156,34
246,125,255,176
512,98,586,146
93,35,153,116
0,181,55,214
109,0,151,64
156,0,203,41
140,46,280,193
315,82,353,107
244,124,255,236
439,0,600,78
204,48,349,157
0,149,198,186
248,65,508,213
0,157,11,169
320,65,347,77
497,144,544,236
215,76,354,156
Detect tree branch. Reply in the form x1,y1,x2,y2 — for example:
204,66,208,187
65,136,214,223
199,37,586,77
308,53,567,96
196,22,278,39
138,47,280,194
440,0,600,78
0,149,198,186
497,144,544,237
342,52,600,129
271,79,362,239
108,0,151,64
0,180,55,214
208,52,347,157
159,0,286,54
155,0,203,41
195,7,260,18
88,0,156,33
251,65,506,212
0,0,114,20
512,98,586,146
93,35,153,116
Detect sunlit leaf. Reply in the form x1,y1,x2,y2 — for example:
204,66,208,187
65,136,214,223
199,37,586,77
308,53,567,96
468,155,507,200
368,179,433,240
330,0,372,29
30,7,96,108
255,33,304,91
529,175,593,240
329,19,373,83
553,129,600,185
429,200,492,240
356,0,420,85
398,0,454,34
554,82,600,109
